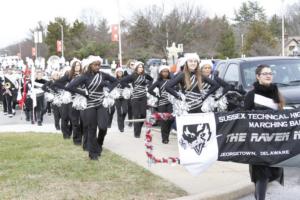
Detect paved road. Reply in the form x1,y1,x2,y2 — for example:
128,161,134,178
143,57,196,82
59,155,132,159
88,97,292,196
239,167,300,200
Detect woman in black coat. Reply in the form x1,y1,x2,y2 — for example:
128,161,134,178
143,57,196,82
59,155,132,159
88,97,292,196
243,64,285,200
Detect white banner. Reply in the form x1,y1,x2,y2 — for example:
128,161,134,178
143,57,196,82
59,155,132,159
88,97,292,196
176,112,218,175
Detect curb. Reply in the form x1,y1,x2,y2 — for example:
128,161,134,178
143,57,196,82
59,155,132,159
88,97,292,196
172,184,253,200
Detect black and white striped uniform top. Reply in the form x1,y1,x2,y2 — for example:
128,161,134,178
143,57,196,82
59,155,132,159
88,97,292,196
120,73,153,100
148,79,170,107
165,72,219,112
66,72,118,109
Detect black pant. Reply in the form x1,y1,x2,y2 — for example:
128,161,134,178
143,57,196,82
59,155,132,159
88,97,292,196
46,101,52,114
52,104,61,129
158,104,173,142
85,105,109,158
80,110,88,151
127,98,133,121
61,103,82,143
255,178,268,200
107,106,115,128
35,95,46,123
115,98,128,131
3,93,12,114
61,103,72,138
131,97,147,137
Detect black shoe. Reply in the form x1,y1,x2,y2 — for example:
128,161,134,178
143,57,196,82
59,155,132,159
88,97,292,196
89,156,98,161
26,118,30,122
31,121,35,124
120,129,124,132
134,135,141,138
162,140,169,144
55,126,61,130
63,136,71,139
73,141,82,146
38,121,42,126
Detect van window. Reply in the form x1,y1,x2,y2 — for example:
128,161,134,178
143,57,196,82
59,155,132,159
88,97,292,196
224,63,239,82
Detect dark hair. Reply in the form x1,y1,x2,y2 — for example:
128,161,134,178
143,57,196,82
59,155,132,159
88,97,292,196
158,69,171,81
69,61,82,79
255,64,270,75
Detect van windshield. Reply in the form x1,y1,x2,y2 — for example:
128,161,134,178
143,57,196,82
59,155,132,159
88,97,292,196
241,59,300,89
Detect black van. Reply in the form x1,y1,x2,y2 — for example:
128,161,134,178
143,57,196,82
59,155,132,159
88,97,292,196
215,56,300,109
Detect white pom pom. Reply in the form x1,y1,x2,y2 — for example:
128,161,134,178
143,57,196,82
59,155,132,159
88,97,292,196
147,94,158,107
72,94,87,110
110,88,121,99
44,92,54,102
61,91,72,104
103,93,115,108
201,95,215,113
122,87,132,99
216,95,228,112
168,92,189,116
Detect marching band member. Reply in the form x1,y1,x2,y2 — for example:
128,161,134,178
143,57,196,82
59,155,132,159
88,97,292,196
120,61,153,138
2,68,18,117
114,67,130,132
148,65,174,144
243,64,285,200
52,59,83,144
42,71,61,130
165,53,219,113
123,59,136,127
34,71,48,125
66,56,118,160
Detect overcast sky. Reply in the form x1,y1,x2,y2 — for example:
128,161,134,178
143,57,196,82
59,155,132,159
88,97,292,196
0,0,298,48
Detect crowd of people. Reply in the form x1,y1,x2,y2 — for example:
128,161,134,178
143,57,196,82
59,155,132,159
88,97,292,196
0,53,284,199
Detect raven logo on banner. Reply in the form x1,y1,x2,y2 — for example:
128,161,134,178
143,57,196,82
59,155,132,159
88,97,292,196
177,113,218,175
180,123,212,155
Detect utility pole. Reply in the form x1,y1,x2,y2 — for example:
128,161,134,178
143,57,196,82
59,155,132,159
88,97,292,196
59,24,64,59
117,0,122,66
282,0,285,56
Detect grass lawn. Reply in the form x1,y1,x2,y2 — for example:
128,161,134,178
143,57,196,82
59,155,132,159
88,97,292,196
0,132,187,200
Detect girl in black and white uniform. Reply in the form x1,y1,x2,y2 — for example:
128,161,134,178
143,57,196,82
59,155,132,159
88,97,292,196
66,56,118,160
148,65,174,144
165,53,219,113
120,61,153,138
52,59,83,144
113,67,131,132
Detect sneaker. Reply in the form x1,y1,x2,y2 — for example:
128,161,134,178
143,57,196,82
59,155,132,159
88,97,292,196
12,109,16,115
8,114,13,118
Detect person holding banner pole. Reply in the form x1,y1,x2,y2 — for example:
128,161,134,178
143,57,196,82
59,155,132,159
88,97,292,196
243,64,285,200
